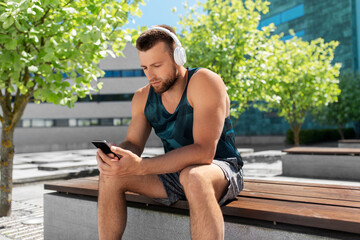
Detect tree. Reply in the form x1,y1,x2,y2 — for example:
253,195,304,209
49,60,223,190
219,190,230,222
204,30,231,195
0,0,143,216
312,71,360,139
178,0,275,119
257,33,341,145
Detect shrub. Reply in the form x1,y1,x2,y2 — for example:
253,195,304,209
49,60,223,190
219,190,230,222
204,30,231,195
286,128,355,145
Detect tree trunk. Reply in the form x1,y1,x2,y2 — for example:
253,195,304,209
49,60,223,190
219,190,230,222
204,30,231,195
0,125,15,216
337,124,345,140
292,127,301,146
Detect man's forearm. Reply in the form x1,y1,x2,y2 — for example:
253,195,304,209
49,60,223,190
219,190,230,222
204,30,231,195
119,140,143,157
140,143,215,175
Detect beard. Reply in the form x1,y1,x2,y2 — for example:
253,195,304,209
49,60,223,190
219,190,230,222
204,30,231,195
152,66,179,94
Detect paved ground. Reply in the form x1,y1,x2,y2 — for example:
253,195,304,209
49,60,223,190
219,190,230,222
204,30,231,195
1,144,360,239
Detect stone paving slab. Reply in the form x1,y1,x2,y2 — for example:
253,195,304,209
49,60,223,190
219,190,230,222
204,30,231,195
13,164,38,170
38,160,97,171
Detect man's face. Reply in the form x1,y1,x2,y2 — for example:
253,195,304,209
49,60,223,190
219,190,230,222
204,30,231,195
139,42,179,94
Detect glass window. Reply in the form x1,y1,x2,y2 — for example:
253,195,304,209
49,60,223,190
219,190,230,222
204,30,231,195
122,118,132,126
281,4,304,23
259,14,281,28
45,120,54,127
134,69,145,77
259,4,305,28
54,119,69,127
32,119,45,127
112,71,121,77
78,119,91,127
99,118,113,126
101,69,145,78
113,118,122,126
281,30,306,41
91,119,99,126
121,70,134,77
69,119,77,127
22,119,31,128
104,71,113,77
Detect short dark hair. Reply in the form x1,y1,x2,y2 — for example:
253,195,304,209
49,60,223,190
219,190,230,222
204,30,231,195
136,24,176,56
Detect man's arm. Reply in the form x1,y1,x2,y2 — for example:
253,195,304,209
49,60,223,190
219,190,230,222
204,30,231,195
118,86,152,156
100,69,229,177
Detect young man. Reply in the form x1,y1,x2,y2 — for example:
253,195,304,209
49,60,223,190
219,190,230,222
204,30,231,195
96,25,243,240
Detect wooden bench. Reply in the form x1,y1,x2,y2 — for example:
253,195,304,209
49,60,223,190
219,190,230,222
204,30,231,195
282,147,360,181
338,139,360,148
44,176,360,239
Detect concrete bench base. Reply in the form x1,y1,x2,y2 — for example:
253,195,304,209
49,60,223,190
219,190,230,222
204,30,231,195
44,192,343,240
338,140,360,148
282,154,360,180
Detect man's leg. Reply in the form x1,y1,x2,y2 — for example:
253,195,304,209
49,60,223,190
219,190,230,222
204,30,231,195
179,164,229,240
97,174,167,240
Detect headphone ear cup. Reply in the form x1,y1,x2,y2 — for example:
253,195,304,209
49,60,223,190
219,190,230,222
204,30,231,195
174,46,187,66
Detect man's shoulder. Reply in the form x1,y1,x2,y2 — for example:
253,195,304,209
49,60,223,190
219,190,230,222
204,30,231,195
134,84,150,98
187,68,228,106
189,68,225,90
132,84,151,107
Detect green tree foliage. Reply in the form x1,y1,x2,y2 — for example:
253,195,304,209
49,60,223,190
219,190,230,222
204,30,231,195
178,0,274,118
0,0,144,216
257,33,341,145
312,71,360,139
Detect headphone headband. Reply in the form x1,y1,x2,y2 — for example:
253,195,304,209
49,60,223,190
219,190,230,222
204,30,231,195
150,26,182,47
148,26,187,66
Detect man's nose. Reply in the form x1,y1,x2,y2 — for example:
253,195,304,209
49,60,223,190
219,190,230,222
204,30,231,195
147,70,156,81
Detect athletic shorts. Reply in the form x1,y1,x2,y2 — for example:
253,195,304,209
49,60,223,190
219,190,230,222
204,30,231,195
154,157,244,206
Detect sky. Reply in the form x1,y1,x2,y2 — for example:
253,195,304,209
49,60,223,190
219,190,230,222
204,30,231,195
124,0,206,31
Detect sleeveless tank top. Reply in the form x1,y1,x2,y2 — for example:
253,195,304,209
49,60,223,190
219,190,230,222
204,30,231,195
144,67,243,167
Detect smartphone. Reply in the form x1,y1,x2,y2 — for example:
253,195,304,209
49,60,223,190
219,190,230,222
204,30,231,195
92,140,121,158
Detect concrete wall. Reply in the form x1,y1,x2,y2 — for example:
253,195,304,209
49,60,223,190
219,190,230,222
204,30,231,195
338,142,360,148
282,154,360,180
44,193,336,240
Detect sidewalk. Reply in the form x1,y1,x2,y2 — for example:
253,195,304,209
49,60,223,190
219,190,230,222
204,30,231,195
1,145,360,239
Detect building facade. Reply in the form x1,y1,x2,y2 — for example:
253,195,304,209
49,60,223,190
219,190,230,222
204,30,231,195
261,0,360,72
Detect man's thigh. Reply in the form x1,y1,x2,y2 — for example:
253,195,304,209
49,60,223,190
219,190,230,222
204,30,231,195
99,174,168,200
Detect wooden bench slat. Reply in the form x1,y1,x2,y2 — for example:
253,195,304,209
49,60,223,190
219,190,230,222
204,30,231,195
45,178,99,197
223,197,360,234
246,178,360,190
283,147,360,155
339,139,360,143
243,181,360,203
240,191,360,208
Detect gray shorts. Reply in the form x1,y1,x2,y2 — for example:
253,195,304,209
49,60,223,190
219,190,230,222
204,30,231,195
155,158,244,206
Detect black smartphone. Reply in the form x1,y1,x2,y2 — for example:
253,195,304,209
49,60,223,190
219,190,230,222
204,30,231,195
92,140,121,158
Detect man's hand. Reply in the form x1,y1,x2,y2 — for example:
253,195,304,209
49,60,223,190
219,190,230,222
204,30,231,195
96,146,143,177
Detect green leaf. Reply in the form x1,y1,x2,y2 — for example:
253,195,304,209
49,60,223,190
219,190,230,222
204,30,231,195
3,17,14,29
6,39,17,50
26,81,35,88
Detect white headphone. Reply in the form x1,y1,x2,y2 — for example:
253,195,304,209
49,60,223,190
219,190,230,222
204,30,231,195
150,26,187,66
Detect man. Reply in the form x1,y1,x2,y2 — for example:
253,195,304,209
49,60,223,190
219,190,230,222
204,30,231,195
96,25,243,240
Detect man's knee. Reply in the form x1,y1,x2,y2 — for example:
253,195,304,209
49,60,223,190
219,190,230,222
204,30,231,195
99,174,130,193
179,166,214,198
